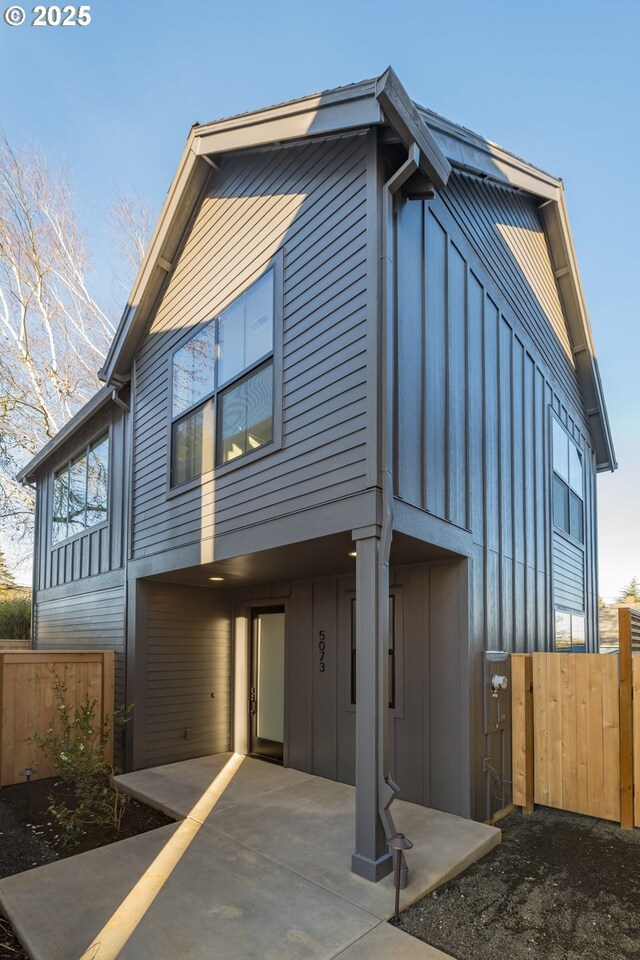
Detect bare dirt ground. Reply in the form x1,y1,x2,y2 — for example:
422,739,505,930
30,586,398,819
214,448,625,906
397,806,640,960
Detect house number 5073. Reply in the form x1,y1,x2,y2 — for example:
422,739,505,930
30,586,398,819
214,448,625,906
318,631,326,672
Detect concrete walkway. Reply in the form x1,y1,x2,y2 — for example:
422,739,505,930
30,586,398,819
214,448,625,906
0,755,500,959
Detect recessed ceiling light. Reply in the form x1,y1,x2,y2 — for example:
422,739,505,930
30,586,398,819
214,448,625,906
208,576,225,582
348,551,357,558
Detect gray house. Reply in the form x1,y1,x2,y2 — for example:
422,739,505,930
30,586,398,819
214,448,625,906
19,69,615,882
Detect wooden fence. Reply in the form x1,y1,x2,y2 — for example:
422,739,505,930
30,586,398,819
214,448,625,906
512,608,639,829
0,650,114,786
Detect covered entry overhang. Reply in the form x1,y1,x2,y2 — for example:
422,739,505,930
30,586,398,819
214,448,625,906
130,527,467,885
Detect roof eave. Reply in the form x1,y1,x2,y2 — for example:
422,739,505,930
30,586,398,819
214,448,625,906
16,386,114,484
538,192,617,471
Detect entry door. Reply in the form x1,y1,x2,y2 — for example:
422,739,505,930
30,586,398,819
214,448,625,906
250,608,285,762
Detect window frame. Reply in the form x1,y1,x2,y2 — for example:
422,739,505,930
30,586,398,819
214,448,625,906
554,608,587,653
347,588,404,717
50,429,111,548
166,257,283,496
550,412,585,547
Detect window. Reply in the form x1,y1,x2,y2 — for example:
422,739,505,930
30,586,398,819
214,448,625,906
52,433,109,544
555,610,586,652
351,595,396,708
552,417,584,543
170,269,275,486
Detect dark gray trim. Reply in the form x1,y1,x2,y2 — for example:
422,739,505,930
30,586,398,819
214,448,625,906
164,255,284,495
36,568,126,602
393,499,475,557
127,491,380,580
375,67,451,191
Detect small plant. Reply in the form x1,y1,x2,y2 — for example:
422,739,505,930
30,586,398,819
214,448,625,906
30,674,131,849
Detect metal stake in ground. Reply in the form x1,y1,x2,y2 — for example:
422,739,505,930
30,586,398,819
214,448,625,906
387,832,413,920
19,767,35,820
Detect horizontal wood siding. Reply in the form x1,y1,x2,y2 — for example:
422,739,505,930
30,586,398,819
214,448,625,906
34,585,126,763
142,583,232,766
552,531,585,612
36,398,129,592
131,135,371,560
35,586,125,701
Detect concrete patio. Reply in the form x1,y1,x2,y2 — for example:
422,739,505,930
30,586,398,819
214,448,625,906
0,754,500,959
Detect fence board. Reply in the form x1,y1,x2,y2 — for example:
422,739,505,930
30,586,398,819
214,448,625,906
511,654,533,809
633,653,640,828
0,651,114,786
575,653,589,814
560,654,577,812
619,609,634,828
530,652,620,822
585,655,604,817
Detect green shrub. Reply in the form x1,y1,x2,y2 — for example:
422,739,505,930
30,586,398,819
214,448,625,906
30,674,131,848
0,595,31,639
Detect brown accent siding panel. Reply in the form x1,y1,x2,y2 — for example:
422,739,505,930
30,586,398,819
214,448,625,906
141,583,232,767
131,135,371,560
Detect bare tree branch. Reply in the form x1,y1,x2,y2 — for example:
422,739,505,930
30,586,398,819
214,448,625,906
0,135,151,563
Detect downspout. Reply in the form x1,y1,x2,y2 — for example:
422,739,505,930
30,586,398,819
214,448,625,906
378,142,421,842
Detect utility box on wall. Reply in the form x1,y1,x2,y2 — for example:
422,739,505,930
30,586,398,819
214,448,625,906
483,650,510,735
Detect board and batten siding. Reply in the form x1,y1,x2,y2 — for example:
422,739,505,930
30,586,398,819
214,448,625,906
131,133,372,561
140,582,232,767
237,560,466,816
35,397,129,592
394,183,598,656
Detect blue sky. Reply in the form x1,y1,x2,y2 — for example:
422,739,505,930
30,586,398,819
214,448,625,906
1,0,638,598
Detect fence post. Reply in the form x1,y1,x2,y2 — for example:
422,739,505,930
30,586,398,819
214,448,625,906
511,654,534,814
619,607,634,830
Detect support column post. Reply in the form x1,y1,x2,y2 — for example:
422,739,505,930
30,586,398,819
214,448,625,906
351,527,394,881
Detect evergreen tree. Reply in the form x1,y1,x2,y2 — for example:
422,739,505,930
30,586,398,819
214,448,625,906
615,577,640,604
0,550,15,589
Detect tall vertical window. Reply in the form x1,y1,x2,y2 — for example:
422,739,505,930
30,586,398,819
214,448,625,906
552,416,584,543
350,595,396,708
170,269,275,486
51,433,109,544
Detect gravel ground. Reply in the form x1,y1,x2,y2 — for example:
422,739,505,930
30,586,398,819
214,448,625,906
398,806,640,960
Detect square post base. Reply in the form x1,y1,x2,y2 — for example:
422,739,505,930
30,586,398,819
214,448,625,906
351,850,393,882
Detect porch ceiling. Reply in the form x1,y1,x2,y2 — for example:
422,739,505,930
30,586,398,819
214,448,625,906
146,531,459,588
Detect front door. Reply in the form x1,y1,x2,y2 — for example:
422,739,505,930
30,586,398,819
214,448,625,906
249,608,285,762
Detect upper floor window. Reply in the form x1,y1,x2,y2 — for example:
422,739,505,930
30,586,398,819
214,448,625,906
552,416,583,544
170,269,275,487
52,433,109,545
